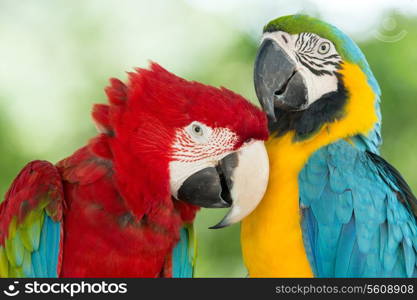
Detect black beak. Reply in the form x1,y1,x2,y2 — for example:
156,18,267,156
177,153,238,208
254,39,308,121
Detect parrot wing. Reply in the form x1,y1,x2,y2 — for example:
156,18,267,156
171,224,196,278
0,161,64,277
299,140,417,277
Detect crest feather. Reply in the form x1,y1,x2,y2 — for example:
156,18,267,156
105,78,128,105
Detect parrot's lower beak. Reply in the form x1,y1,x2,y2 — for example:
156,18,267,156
176,161,234,209
175,141,269,228
254,39,308,121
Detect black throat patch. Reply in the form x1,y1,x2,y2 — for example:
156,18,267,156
269,73,348,141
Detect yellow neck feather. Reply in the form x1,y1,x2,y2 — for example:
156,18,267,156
241,62,378,277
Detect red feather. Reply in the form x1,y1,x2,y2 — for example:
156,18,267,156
0,161,64,244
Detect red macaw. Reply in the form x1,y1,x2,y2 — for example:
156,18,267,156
0,63,269,277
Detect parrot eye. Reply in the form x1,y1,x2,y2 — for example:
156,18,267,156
185,121,211,143
318,42,331,54
192,124,203,136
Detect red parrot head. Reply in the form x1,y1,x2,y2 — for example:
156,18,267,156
92,63,269,228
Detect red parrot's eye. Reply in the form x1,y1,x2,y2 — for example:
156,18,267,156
192,124,202,135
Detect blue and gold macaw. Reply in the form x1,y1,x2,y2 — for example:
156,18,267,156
240,15,417,277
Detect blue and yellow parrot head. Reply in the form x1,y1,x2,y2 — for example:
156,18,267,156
255,14,381,150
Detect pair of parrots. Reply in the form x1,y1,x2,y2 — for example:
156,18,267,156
1,15,416,278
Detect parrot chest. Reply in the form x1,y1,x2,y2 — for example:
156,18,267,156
241,135,314,277
60,184,181,277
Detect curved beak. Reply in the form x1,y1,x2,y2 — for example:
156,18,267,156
174,141,269,228
254,39,308,121
210,141,269,229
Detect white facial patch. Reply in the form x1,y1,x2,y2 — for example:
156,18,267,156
212,140,269,227
169,121,238,198
262,31,342,105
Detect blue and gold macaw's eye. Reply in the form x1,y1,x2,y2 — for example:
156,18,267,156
318,41,331,54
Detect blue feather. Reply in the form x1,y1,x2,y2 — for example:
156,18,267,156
334,218,356,277
300,139,417,277
44,216,60,277
31,250,45,277
301,208,318,275
346,239,367,277
172,227,193,278
403,242,416,277
335,190,353,223
30,215,61,277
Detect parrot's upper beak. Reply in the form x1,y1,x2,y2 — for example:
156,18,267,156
175,141,269,228
254,39,308,121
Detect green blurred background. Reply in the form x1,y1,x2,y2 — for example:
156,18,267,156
1,0,416,277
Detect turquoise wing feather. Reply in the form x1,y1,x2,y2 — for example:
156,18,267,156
0,161,64,277
172,225,196,278
299,140,417,277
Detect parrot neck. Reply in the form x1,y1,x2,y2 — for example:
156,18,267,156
241,62,378,277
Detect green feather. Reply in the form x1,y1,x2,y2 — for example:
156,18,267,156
8,265,23,277
264,15,338,42
4,207,45,271
0,247,9,277
5,226,25,268
19,226,34,252
22,209,44,252
22,250,33,277
7,217,17,240
20,209,44,252
186,224,197,268
5,217,18,267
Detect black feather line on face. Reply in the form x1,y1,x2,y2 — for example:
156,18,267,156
300,34,309,52
322,61,340,66
296,54,333,76
299,54,324,68
301,53,328,62
269,73,348,141
324,54,340,59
